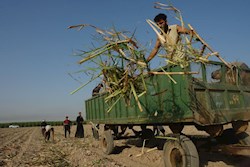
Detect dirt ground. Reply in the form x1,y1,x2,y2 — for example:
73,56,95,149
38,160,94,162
0,124,250,167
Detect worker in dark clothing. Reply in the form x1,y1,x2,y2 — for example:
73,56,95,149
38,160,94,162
92,83,103,96
41,120,47,136
63,116,71,138
75,112,84,138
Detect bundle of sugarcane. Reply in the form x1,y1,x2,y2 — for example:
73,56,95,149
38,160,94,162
147,2,229,68
68,25,148,112
68,2,230,113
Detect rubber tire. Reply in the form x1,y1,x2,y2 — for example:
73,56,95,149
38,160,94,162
163,135,199,167
101,130,114,155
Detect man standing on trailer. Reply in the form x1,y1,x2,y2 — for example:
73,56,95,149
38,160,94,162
92,83,103,96
147,13,193,62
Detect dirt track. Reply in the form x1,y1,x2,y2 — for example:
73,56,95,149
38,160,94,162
0,125,250,167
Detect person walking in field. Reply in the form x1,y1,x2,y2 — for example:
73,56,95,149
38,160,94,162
63,116,71,138
75,112,84,138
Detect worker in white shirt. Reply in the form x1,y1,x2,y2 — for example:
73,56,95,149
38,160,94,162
44,125,54,142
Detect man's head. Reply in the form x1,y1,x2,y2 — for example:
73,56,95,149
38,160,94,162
66,116,68,119
98,83,103,88
154,13,168,32
79,112,81,115
154,13,167,22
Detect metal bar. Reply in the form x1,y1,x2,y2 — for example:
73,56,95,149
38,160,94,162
211,145,250,156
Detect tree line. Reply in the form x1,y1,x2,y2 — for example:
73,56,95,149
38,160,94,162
0,121,86,128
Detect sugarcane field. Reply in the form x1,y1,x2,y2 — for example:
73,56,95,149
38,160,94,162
0,124,249,167
1,1,250,167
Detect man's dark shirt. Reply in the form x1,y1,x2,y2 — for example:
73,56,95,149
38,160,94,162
92,85,102,96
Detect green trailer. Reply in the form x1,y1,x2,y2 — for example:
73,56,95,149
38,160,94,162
85,61,250,167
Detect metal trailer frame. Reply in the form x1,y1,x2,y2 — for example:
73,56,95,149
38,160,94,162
85,61,250,167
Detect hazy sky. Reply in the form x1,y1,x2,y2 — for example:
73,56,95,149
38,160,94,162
1,0,250,123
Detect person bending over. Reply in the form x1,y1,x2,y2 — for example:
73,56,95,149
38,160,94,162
44,125,54,142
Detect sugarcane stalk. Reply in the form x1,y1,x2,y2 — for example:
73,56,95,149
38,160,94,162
106,95,122,113
70,73,101,94
130,82,143,112
146,19,166,44
138,91,146,98
188,24,230,68
78,45,113,64
140,74,147,92
148,71,198,75
160,67,177,84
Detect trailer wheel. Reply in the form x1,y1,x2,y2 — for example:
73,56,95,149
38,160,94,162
163,135,199,167
101,130,114,154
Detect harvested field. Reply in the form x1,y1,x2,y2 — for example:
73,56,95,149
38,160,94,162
0,124,250,167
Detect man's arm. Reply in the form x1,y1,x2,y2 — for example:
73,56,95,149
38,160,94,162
176,25,193,35
147,38,161,62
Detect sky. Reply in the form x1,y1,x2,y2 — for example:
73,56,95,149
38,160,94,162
1,0,250,123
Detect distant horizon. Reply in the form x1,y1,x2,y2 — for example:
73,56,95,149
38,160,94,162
0,111,86,123
0,120,62,124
